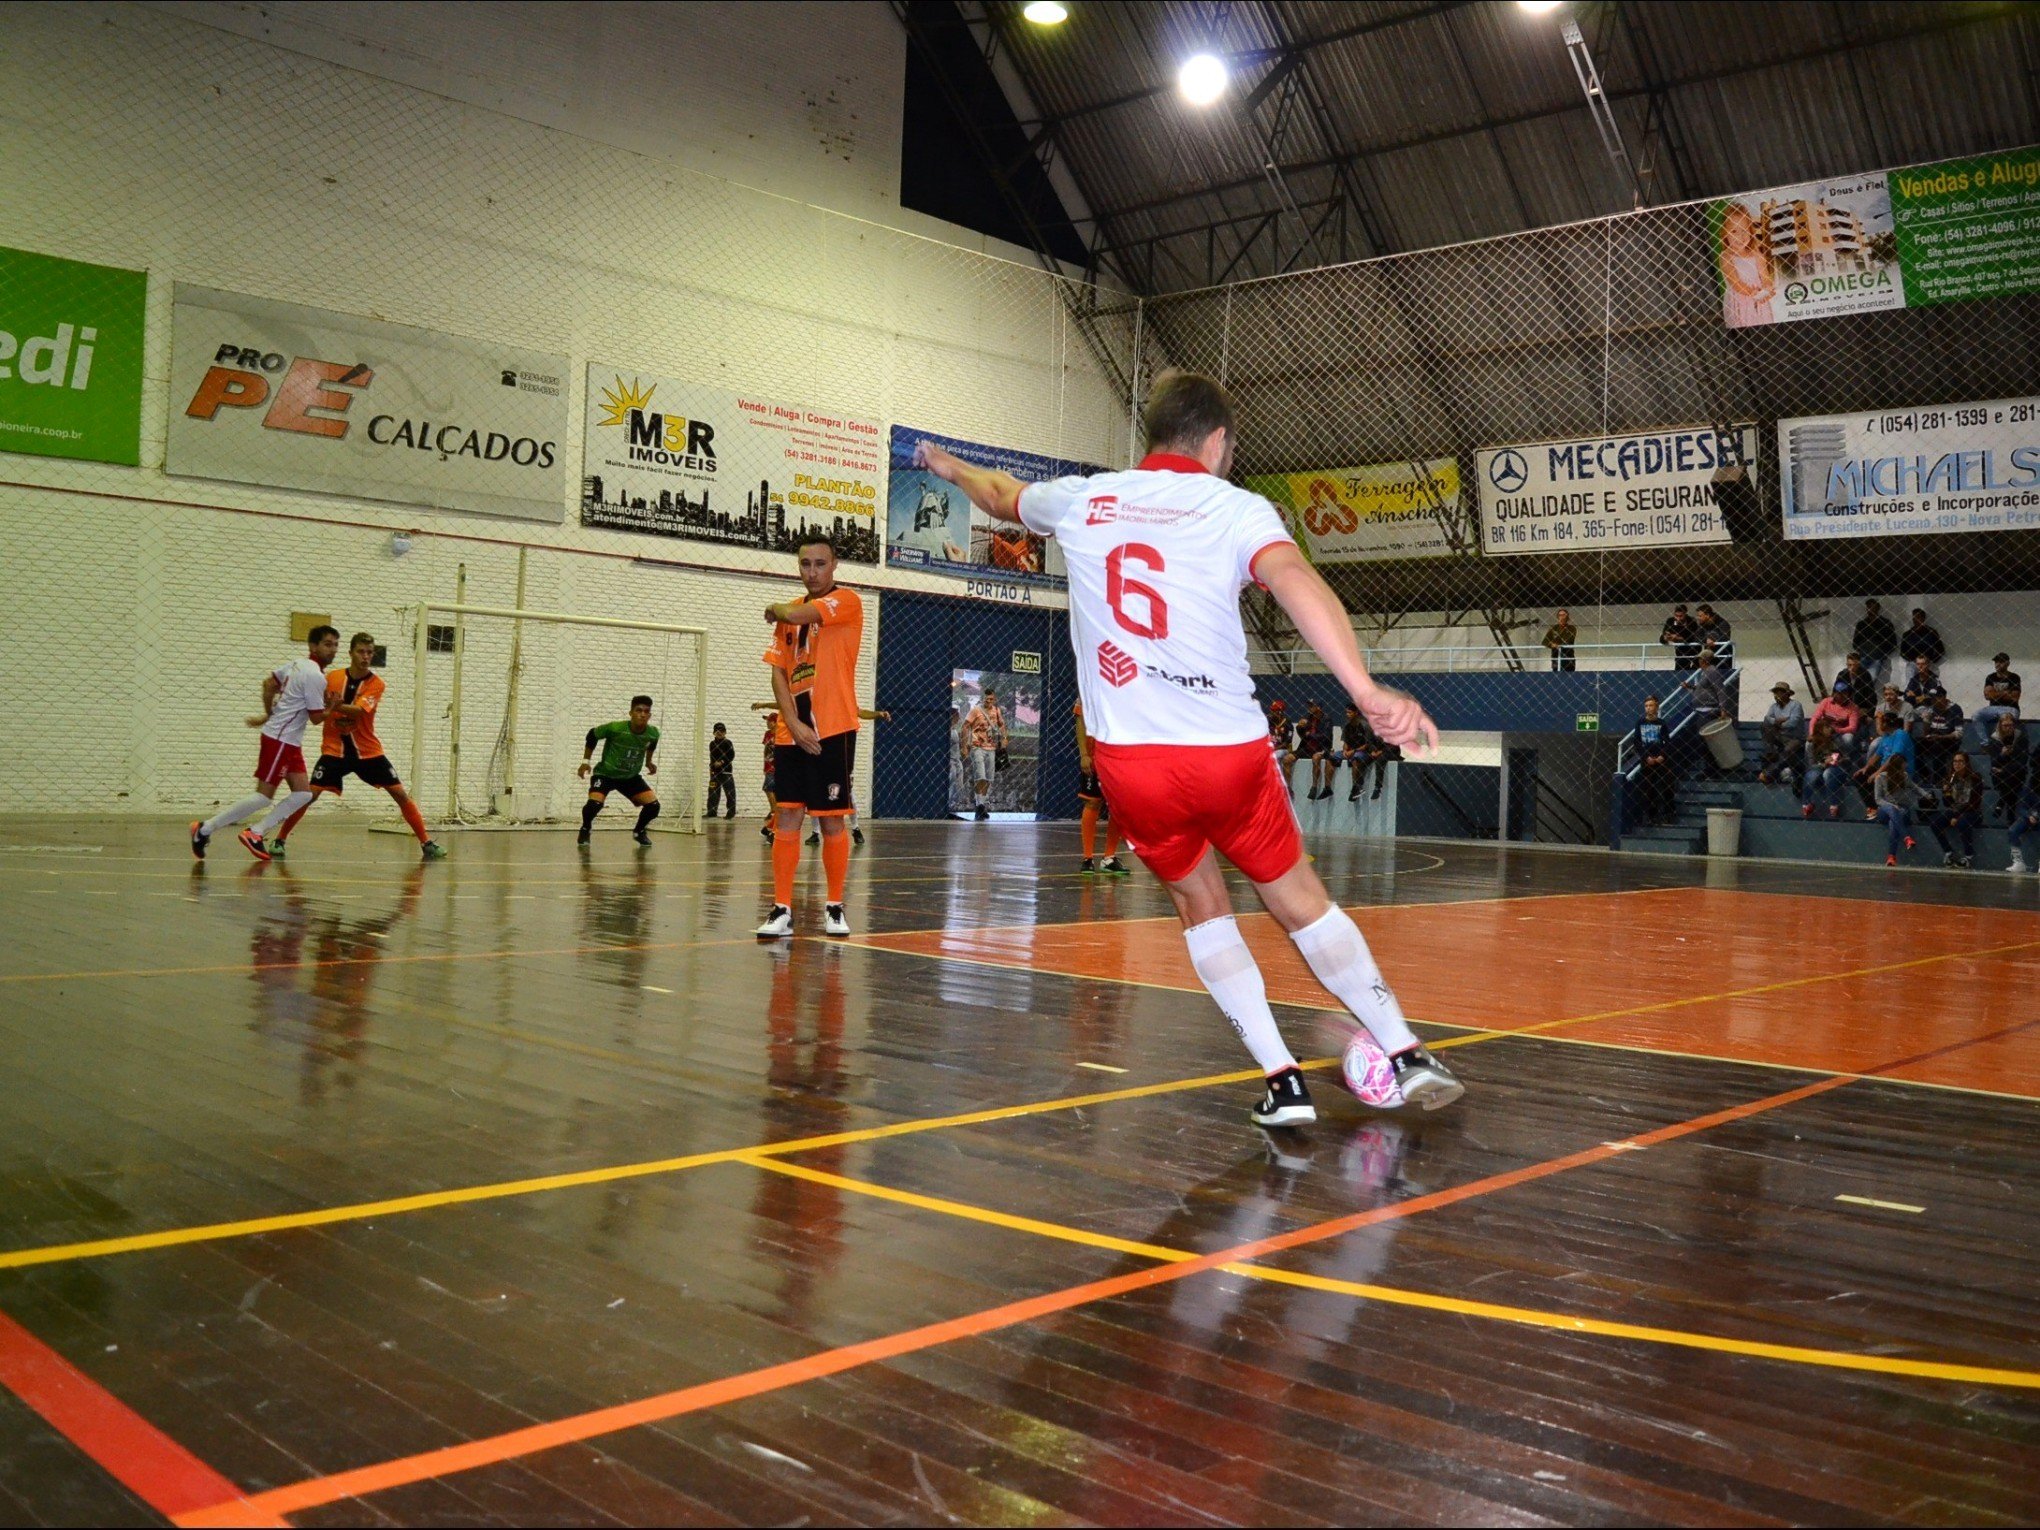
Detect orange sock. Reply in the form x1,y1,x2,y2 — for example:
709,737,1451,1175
821,827,849,903
772,827,801,905
1081,801,1099,857
396,795,430,843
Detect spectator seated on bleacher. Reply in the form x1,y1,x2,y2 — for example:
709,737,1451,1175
1296,701,1334,800
1928,751,1984,869
1833,652,1879,714
1809,680,1863,755
1915,686,1966,786
1337,705,1396,802
1856,710,1915,812
1902,654,1940,708
1898,607,1945,679
1802,717,1852,820
1757,682,1805,785
1977,653,2022,733
1872,756,1922,867
1636,695,1674,826
1986,712,2032,824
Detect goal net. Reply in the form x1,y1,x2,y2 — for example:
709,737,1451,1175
386,603,708,833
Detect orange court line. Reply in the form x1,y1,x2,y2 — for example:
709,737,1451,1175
170,1070,1853,1526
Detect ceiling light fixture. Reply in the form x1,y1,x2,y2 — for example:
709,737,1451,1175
1178,52,1228,107
1022,1,1068,23
1518,1,1562,12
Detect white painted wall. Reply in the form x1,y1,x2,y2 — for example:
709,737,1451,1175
0,3,1131,818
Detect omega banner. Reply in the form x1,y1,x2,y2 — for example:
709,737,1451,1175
166,286,568,522
1780,396,2040,541
1476,425,1755,555
581,367,882,562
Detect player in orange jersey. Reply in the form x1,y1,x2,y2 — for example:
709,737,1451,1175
756,535,864,939
272,632,446,860
1074,699,1129,875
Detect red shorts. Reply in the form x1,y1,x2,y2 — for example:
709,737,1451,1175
254,734,307,785
1092,738,1303,884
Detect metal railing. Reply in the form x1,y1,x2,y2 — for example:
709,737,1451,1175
1251,642,1693,676
1609,667,1742,849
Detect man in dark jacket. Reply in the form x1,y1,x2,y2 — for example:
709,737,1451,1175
1897,607,1945,676
1852,599,1899,687
1986,712,2032,823
1659,605,1700,671
1694,604,1733,667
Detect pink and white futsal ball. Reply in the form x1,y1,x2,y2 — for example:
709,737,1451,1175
1340,1029,1404,1108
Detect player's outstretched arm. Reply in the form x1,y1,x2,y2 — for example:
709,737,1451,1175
1256,543,1439,755
915,441,1027,524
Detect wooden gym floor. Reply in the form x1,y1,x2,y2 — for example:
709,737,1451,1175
0,818,2035,1526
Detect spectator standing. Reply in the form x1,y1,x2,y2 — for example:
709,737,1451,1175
1659,604,1700,671
1928,751,1983,869
1897,608,1945,677
1680,650,1731,729
1694,605,1733,667
1833,652,1878,714
1757,682,1805,785
1977,653,2023,732
1542,609,1578,673
1802,717,1850,820
1915,686,1966,786
705,722,737,819
1872,756,1922,866
1810,680,1864,754
1853,599,1899,686
1636,696,1674,826
1903,655,1940,709
1986,712,2031,823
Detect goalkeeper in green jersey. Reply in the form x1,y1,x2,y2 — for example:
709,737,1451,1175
577,695,662,846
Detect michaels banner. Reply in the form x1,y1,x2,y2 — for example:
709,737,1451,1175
1780,397,2040,541
167,287,567,522
582,369,881,562
1477,426,1752,555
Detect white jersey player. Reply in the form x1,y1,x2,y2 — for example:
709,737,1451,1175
190,625,340,863
916,371,1464,1127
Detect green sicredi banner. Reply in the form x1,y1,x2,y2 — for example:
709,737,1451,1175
1889,146,2040,308
0,244,146,465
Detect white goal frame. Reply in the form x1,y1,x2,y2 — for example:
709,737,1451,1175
401,602,710,835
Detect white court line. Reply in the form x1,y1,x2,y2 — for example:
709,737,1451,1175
1074,1062,1127,1074
1834,1194,1925,1214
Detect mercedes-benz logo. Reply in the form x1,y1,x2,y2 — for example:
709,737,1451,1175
1489,448,1528,493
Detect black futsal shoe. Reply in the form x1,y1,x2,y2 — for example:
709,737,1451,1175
975,805,991,821
1250,1067,1316,1128
189,821,209,860
576,828,591,846
852,826,865,846
633,828,653,847
1080,857,1097,874
1390,1046,1465,1111
807,831,820,846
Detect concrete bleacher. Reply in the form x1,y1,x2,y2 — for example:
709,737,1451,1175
1619,718,2039,871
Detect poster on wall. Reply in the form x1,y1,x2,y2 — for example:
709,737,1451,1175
1779,396,2040,541
582,368,881,561
1476,425,1753,555
1713,147,2040,328
1244,457,1461,563
0,244,146,466
166,286,568,521
948,667,1040,820
887,424,1097,594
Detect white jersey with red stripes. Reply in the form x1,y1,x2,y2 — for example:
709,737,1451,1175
1018,452,1293,746
261,657,329,747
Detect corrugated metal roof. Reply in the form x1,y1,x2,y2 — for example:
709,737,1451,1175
986,0,2039,293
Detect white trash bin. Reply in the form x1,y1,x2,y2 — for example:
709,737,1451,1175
1706,806,1743,857
1699,716,1744,771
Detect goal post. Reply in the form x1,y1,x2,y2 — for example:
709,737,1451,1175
393,602,709,834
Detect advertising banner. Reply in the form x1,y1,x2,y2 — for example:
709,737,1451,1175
1243,457,1460,563
887,424,1098,595
0,244,146,465
167,286,568,521
1779,396,2040,541
1476,425,1754,555
1713,147,2040,328
582,369,881,561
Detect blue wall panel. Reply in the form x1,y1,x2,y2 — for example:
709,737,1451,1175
1253,671,1680,736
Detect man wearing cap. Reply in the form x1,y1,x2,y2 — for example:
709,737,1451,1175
1916,685,1966,786
1852,599,1898,688
1810,678,1864,757
1757,682,1805,785
1977,654,2022,733
1832,651,1878,715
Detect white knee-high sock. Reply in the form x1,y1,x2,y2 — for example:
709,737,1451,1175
252,789,315,838
202,795,272,837
1290,905,1420,1056
1184,915,1297,1075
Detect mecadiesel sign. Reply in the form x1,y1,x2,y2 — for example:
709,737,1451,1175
1476,425,1754,555
166,286,568,522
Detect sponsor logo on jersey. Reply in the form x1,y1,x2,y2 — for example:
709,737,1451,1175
1097,641,1138,688
1084,494,1120,525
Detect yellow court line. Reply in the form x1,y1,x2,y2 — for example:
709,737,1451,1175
0,1060,1329,1272
745,1157,2040,1391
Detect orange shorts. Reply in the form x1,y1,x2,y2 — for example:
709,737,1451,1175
1092,739,1303,884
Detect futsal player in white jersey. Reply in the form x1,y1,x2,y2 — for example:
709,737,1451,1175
189,624,339,862
917,371,1464,1126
